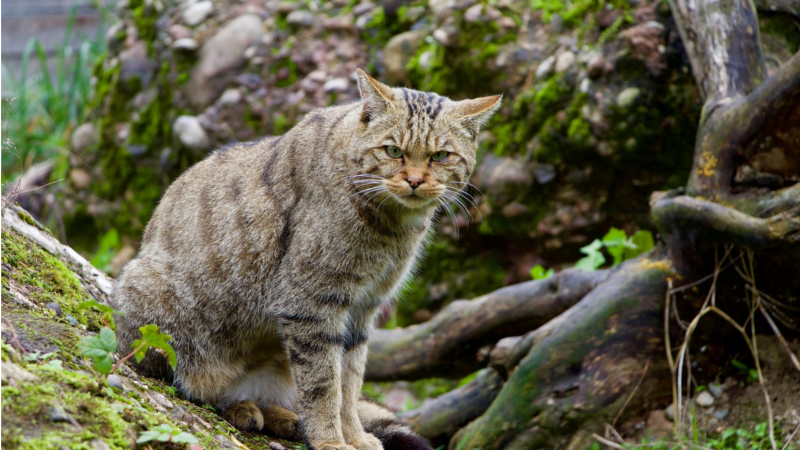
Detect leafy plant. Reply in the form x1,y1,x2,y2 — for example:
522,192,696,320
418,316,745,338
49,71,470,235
90,229,120,274
576,228,655,271
530,264,555,280
80,326,118,374
80,324,176,376
136,424,199,444
78,298,117,328
731,358,760,383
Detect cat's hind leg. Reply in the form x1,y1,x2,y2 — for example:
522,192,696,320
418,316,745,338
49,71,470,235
222,399,264,431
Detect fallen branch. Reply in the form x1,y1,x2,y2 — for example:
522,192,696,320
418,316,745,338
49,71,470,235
366,268,608,381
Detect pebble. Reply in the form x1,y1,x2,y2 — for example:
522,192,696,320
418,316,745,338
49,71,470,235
268,443,288,450
182,1,213,26
708,382,724,398
383,31,426,85
107,374,124,391
168,24,192,40
90,439,112,450
696,391,715,407
352,2,374,16
664,402,676,420
535,56,556,80
172,38,198,51
71,123,98,153
48,405,71,423
587,54,607,79
713,408,729,420
65,315,79,326
616,87,641,109
217,88,242,106
1,361,38,384
464,4,484,22
173,116,211,152
119,41,151,88
555,51,576,73
46,302,63,316
323,78,349,92
287,10,315,27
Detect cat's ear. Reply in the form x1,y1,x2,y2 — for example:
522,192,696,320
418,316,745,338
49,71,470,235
451,95,503,139
356,69,395,123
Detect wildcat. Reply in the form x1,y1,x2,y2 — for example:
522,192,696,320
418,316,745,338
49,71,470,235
112,70,501,450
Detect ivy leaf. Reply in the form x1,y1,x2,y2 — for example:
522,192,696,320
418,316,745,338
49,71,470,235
575,239,605,271
131,324,177,369
624,230,655,260
80,327,118,374
530,264,555,280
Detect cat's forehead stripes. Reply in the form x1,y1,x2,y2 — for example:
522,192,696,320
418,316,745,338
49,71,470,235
400,88,446,122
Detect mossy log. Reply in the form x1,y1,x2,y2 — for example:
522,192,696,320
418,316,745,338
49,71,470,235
366,269,608,381
447,257,674,450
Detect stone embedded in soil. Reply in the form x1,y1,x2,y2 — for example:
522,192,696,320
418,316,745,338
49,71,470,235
90,438,112,450
107,374,124,391
535,56,556,80
119,41,152,88
46,301,63,316
696,391,715,407
713,408,730,420
48,404,71,423
383,31,426,85
71,123,98,153
188,14,264,108
323,78,350,93
183,1,214,27
1,361,38,385
172,38,199,51
708,381,724,398
664,402,676,420
616,87,641,109
287,10,316,27
555,51,576,73
173,115,211,153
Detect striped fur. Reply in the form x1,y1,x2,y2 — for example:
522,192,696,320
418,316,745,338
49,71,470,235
111,70,500,450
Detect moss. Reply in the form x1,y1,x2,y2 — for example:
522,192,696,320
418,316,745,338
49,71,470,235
759,12,800,54
2,230,104,331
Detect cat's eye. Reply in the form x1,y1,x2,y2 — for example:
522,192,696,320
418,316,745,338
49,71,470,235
431,151,449,162
385,146,403,159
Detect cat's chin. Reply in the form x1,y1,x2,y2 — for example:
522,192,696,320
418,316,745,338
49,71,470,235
393,194,436,210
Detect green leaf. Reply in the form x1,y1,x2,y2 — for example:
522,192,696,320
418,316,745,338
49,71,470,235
77,299,115,315
624,230,655,260
80,327,118,375
136,430,162,444
131,324,177,369
90,228,119,273
602,227,637,267
731,358,748,371
530,265,554,280
575,239,605,271
173,431,199,444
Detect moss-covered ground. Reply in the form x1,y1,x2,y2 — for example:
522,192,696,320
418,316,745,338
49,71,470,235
1,225,303,450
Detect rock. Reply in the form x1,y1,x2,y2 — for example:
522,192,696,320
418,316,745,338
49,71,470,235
696,391,715,407
535,56,556,80
287,10,315,27
352,2,375,16
616,87,641,109
1,361,38,385
433,28,453,46
65,315,79,326
579,78,591,93
188,14,264,108
555,51,575,73
46,302,63,316
587,54,606,79
383,31,426,85
428,0,453,19
623,21,667,76
119,41,151,88
502,202,528,218
324,14,353,31
464,4,484,22
550,14,564,33
708,381,724,398
217,88,242,106
168,24,192,40
664,402,676,421
70,168,92,190
182,1,213,27
172,38,198,51
323,78,349,93
49,404,71,423
90,438,112,450
127,144,147,157
473,154,533,205
646,410,673,439
713,408,729,420
71,123,98,153
268,443,288,450
498,16,516,29
277,1,299,14
173,116,211,152
532,163,556,184
106,374,124,391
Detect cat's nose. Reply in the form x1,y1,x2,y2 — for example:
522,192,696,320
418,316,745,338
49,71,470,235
407,177,423,189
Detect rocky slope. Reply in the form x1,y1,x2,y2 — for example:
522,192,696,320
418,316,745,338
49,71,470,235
1,204,301,449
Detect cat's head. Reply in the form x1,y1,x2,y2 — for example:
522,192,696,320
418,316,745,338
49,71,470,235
350,69,501,214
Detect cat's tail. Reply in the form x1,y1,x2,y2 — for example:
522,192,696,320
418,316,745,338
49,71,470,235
357,400,434,450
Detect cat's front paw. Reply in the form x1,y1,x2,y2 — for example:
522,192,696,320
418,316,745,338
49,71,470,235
221,399,264,431
311,441,358,450
350,433,384,450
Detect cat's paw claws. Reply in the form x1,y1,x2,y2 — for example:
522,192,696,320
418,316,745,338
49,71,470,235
222,399,264,431
350,433,383,450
